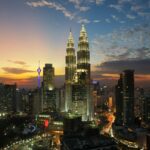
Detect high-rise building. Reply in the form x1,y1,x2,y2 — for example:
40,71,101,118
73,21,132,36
65,30,76,112
134,88,144,118
43,64,54,91
16,88,23,113
122,70,135,126
65,25,92,121
77,24,90,82
115,74,123,125
42,64,55,112
0,83,16,113
75,25,92,120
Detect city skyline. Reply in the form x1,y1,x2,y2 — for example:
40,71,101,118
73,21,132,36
0,0,150,88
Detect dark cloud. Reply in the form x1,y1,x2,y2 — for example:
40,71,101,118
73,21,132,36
2,67,35,74
95,59,150,74
107,47,150,61
91,24,150,63
8,60,27,65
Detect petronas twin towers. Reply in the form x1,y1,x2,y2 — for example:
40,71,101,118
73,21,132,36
65,25,92,121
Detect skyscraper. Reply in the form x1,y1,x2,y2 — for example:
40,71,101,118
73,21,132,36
65,30,76,112
75,24,91,120
122,70,135,126
0,83,16,113
77,24,90,82
42,64,55,112
115,74,123,125
65,25,92,121
43,64,54,91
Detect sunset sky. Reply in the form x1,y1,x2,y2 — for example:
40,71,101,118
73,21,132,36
0,0,150,88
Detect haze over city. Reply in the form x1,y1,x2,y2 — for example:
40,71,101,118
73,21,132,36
0,0,150,88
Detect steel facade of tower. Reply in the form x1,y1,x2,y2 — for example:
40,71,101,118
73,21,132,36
65,31,76,112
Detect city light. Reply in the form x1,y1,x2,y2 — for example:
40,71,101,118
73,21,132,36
0,0,150,149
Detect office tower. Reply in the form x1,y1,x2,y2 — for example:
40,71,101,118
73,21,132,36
21,89,30,114
65,30,76,111
122,70,135,126
75,24,91,120
0,83,16,113
16,88,23,112
115,74,123,125
43,64,55,112
37,61,41,88
43,64,54,90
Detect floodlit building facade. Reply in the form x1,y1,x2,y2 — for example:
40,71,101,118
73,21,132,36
65,25,92,121
65,31,76,112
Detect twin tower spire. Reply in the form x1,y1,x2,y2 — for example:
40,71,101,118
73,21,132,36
67,24,88,48
65,24,89,84
65,25,91,121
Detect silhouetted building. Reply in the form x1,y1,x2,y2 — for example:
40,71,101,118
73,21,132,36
115,74,123,125
135,88,145,118
21,89,30,114
0,83,16,113
122,70,135,126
